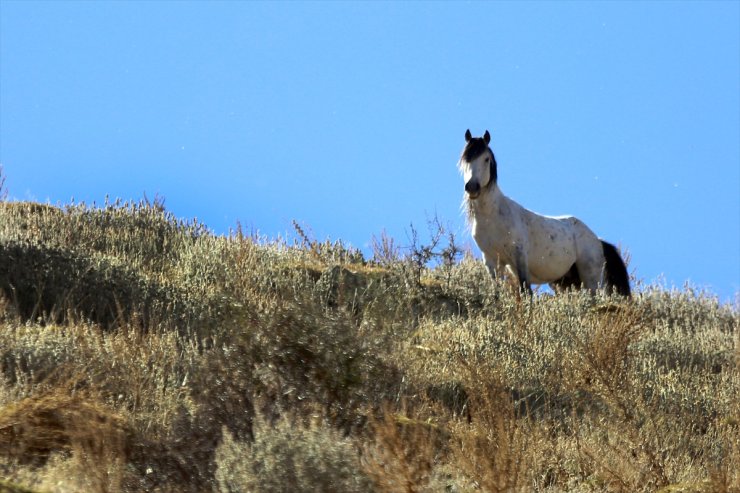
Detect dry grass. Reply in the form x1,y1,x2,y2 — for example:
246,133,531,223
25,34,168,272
0,199,737,492
0,388,129,493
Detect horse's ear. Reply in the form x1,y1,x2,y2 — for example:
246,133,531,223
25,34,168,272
465,129,472,142
483,130,491,144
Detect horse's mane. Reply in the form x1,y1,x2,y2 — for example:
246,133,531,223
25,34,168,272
462,193,475,225
461,137,490,164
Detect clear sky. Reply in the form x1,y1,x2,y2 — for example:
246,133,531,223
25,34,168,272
1,1,738,301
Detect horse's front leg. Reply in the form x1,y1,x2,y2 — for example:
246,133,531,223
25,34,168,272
482,252,499,281
514,246,533,295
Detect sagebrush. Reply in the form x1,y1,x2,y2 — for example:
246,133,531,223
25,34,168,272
0,200,737,492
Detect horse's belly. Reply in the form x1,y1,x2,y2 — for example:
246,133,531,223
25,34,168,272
528,256,575,284
526,225,578,283
527,215,577,284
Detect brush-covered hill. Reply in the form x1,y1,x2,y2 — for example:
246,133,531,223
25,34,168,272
0,200,737,493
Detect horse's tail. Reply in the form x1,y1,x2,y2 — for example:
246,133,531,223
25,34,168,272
601,241,631,297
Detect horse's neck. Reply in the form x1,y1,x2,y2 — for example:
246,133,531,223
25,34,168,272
471,185,509,220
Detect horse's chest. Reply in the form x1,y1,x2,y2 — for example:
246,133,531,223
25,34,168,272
471,216,515,257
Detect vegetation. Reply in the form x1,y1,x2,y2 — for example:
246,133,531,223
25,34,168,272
0,197,737,492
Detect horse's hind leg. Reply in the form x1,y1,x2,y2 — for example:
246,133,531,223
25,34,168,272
575,252,606,292
571,222,608,293
550,263,581,292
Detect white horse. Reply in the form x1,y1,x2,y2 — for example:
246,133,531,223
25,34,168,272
458,129,631,296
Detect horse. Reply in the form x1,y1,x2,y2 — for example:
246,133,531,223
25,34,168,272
458,129,631,297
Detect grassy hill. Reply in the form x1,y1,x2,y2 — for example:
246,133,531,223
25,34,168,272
0,200,737,493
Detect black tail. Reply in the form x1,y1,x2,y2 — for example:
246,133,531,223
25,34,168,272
601,241,631,297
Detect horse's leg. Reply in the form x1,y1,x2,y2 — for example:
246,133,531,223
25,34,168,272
514,246,533,295
483,251,523,295
575,248,605,292
481,252,500,282
570,221,608,293
550,263,581,292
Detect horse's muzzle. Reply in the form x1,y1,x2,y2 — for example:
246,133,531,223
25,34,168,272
465,180,481,199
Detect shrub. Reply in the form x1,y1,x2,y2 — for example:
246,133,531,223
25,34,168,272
215,419,373,493
0,200,737,492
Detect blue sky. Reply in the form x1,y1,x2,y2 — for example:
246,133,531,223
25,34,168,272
1,1,738,301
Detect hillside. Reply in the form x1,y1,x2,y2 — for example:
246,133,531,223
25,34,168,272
0,200,737,493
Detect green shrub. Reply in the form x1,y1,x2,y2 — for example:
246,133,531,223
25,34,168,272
215,420,373,493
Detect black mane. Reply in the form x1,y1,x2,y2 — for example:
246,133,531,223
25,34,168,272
461,137,489,162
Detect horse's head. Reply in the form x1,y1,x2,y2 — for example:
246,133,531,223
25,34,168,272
459,129,497,200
